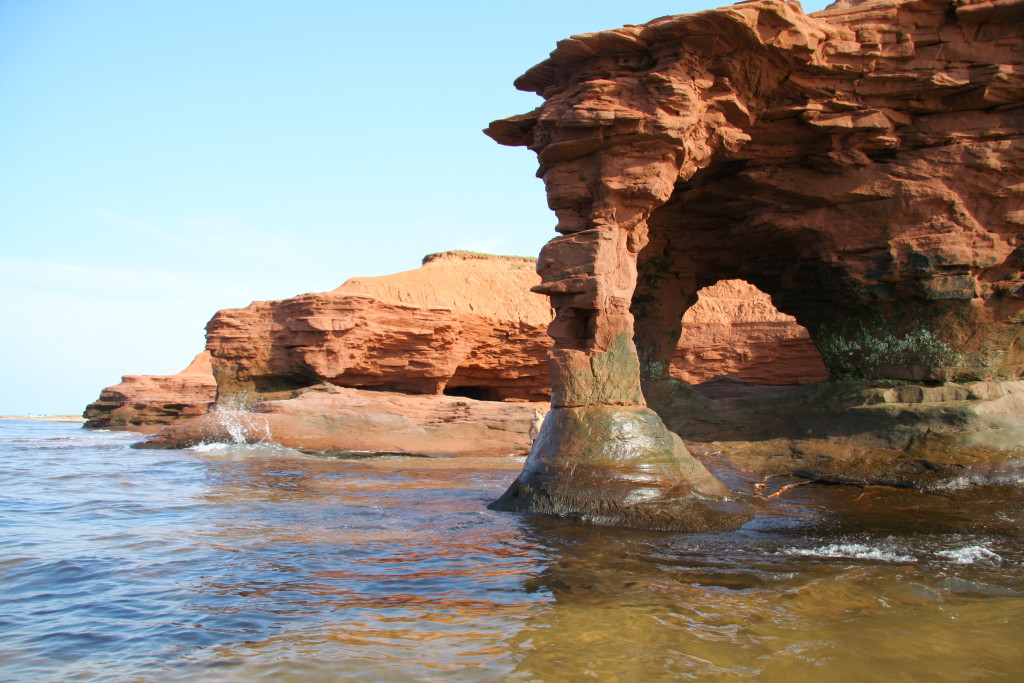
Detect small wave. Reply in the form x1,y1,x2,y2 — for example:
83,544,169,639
213,408,271,444
188,442,235,453
930,460,1024,491
934,544,1003,567
186,441,306,458
783,543,916,563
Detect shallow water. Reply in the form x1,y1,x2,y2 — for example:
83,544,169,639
1,420,1022,681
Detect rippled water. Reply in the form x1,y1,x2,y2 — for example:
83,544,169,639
2,420,1022,681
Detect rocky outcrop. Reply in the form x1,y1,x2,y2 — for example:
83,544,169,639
83,254,823,433
82,352,217,432
135,384,547,458
646,376,1024,487
485,0,1024,528
206,252,554,402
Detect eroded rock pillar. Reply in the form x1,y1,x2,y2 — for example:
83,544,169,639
488,148,745,530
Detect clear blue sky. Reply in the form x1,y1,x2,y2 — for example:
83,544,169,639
0,0,830,415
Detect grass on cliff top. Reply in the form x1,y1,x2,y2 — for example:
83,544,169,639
422,250,536,265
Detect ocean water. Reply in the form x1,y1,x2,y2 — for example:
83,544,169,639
1,419,1022,682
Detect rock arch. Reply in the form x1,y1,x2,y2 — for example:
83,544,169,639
486,0,1024,529
644,278,827,386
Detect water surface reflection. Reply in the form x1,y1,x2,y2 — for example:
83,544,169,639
1,422,1021,681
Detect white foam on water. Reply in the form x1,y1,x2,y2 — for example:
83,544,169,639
784,543,916,563
188,442,234,453
186,440,308,460
212,407,272,445
931,459,1024,491
935,544,1003,566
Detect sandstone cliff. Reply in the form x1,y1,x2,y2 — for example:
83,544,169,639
82,352,217,432
83,253,826,433
675,280,828,384
488,0,1023,385
205,252,554,402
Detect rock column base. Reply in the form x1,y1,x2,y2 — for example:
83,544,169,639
489,405,750,531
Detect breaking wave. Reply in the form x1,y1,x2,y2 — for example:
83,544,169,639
204,401,272,446
932,459,1024,491
784,542,916,563
780,539,1008,566
935,544,1004,567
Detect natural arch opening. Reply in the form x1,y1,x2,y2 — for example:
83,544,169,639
631,158,839,388
671,280,828,386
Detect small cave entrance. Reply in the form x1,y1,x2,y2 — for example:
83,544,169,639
670,279,828,386
442,385,504,401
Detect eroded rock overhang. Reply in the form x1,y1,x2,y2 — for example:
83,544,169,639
485,0,1024,530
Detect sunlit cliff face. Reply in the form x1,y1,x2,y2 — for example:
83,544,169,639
488,0,1024,379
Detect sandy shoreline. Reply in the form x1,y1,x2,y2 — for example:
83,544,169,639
0,415,86,423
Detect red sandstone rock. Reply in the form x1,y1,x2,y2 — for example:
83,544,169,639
84,255,824,432
136,384,547,458
488,0,1023,385
83,352,217,432
484,0,1024,528
206,252,554,402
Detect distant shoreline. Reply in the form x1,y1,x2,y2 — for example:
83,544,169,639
0,415,86,423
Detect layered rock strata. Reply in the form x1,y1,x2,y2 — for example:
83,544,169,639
485,0,1024,528
82,352,217,432
136,384,546,458
206,252,554,402
83,253,824,435
675,280,827,384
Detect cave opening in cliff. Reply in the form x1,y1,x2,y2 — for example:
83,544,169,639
442,385,503,401
629,208,830,387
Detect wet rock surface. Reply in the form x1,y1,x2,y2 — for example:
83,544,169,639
490,405,752,531
647,376,1024,487
135,384,547,458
